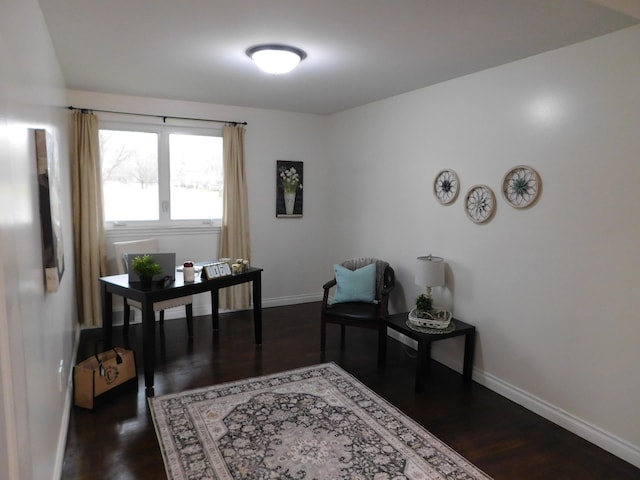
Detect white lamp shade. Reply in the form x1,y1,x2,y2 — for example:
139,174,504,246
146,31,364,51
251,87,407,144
246,45,306,74
415,255,445,287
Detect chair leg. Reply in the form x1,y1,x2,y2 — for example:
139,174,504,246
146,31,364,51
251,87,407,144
320,316,326,352
123,303,131,336
340,324,346,347
159,310,165,324
185,304,194,338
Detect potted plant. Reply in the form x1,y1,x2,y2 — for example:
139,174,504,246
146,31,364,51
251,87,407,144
415,293,433,318
131,254,162,289
408,293,452,330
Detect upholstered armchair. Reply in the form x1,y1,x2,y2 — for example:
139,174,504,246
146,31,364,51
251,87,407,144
113,238,194,337
320,258,395,351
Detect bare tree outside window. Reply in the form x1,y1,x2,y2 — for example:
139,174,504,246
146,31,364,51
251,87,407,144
99,128,223,224
100,130,159,221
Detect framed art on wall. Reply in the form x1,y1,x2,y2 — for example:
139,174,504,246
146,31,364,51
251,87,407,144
465,184,496,224
434,169,460,205
502,165,541,209
35,129,65,292
276,160,303,217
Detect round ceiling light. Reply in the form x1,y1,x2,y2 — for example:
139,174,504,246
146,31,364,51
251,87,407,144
246,44,307,74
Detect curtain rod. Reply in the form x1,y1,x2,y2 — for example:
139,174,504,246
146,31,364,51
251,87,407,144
67,106,248,126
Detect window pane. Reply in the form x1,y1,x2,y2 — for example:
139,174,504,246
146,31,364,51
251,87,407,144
100,130,159,221
169,134,223,220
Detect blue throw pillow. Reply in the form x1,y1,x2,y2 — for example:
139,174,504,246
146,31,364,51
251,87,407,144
332,263,376,304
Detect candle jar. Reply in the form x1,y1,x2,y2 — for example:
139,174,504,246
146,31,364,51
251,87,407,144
183,261,195,282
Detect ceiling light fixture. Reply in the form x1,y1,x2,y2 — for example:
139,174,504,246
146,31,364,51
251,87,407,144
246,44,307,74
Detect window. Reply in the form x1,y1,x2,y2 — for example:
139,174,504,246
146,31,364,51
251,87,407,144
99,124,223,226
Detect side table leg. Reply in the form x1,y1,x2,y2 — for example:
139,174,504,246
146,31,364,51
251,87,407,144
463,329,476,386
415,340,431,393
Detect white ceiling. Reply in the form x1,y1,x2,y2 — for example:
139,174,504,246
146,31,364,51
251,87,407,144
38,0,639,115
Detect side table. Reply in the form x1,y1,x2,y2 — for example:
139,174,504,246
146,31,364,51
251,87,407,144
378,312,476,393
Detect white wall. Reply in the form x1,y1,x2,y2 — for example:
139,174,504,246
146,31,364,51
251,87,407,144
0,1,77,479
67,90,333,314
326,25,640,466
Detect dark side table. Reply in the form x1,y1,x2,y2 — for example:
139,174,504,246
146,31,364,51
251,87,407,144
378,312,476,393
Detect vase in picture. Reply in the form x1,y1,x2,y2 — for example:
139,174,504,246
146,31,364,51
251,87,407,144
284,191,296,215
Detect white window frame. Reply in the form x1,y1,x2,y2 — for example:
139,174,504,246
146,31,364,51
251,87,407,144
100,120,223,232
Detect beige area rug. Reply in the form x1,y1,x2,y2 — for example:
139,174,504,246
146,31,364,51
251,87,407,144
149,363,492,480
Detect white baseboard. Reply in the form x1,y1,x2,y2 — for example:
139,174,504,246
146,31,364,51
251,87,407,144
261,293,323,308
472,367,640,469
388,328,640,469
52,326,80,480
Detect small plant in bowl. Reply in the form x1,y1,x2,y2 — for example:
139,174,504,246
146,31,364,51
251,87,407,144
415,293,433,318
131,254,162,288
409,293,452,330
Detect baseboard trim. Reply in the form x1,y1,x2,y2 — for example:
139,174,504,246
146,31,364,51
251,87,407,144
388,328,640,469
472,367,640,469
52,325,80,480
261,293,323,308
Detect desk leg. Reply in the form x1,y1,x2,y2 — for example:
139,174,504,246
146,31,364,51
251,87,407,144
211,289,219,330
101,283,113,349
252,274,262,345
463,329,476,386
377,322,387,368
186,303,194,337
142,299,156,395
416,340,431,393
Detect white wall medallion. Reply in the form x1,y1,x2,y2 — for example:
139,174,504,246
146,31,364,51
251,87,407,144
502,165,541,209
433,169,460,205
465,184,496,224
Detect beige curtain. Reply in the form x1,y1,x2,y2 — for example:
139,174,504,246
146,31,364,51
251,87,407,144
71,111,107,326
219,125,251,310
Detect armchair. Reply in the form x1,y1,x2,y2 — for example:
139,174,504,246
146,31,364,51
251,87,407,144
320,258,395,351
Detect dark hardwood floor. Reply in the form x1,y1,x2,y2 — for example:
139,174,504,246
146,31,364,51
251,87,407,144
62,302,639,479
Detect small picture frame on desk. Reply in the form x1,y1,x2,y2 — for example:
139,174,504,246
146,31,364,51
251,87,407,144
219,263,232,276
202,264,221,280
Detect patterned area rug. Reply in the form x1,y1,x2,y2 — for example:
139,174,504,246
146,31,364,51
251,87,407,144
149,363,492,480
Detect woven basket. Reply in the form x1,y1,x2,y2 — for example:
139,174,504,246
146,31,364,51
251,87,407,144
407,307,452,330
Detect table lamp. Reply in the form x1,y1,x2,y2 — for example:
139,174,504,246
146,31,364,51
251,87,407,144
415,255,445,304
411,255,451,330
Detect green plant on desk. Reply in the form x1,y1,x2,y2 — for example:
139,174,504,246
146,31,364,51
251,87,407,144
132,254,162,276
131,254,162,285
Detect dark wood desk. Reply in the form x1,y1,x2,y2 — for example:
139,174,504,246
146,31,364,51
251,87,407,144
100,267,263,394
378,312,475,393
